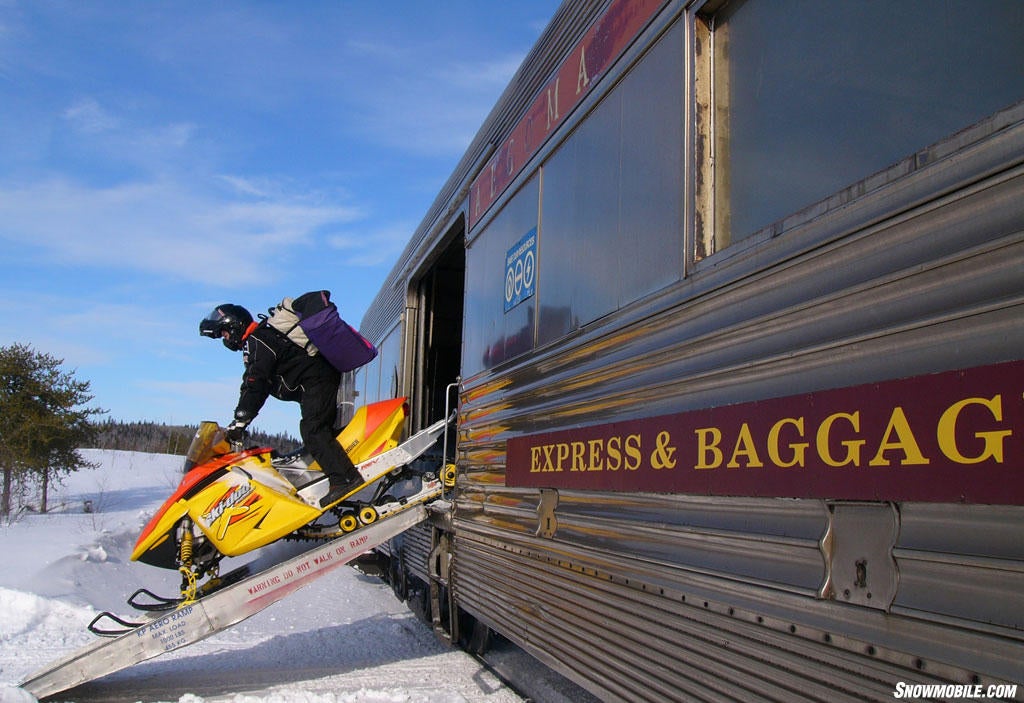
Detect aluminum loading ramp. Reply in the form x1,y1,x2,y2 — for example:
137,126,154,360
18,505,428,700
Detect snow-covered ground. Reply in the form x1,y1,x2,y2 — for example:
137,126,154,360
0,450,528,703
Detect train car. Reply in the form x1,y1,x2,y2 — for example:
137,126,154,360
353,0,1024,700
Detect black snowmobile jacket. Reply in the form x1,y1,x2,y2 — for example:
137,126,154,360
234,323,341,424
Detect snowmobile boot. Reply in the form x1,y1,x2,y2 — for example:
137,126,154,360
318,471,364,508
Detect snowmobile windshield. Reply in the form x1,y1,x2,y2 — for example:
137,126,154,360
183,421,230,473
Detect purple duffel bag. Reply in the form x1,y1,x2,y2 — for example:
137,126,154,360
293,291,378,372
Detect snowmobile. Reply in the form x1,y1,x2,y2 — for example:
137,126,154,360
130,397,454,604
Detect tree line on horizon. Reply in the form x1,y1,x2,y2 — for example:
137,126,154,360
92,419,300,456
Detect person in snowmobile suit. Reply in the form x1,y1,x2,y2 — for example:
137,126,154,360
199,303,362,507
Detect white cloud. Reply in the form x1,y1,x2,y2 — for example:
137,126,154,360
441,55,525,92
0,176,367,286
63,98,120,133
59,96,200,175
326,220,414,267
2,293,189,367
0,95,387,286
339,35,527,158
217,175,275,199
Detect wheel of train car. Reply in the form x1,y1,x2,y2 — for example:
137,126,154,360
358,505,378,525
460,613,492,655
338,512,359,533
389,546,408,601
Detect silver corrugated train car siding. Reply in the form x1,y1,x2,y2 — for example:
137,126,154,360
450,106,1024,700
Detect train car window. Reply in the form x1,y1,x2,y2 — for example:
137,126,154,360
355,355,378,406
377,327,402,402
358,325,401,404
463,176,540,376
695,0,1024,258
538,21,684,345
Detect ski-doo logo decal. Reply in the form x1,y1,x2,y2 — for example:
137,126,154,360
202,483,254,528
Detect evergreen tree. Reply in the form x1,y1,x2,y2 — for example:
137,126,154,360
0,344,105,515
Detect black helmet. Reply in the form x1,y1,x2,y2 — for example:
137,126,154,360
200,304,254,351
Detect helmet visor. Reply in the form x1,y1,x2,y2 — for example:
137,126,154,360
199,308,226,338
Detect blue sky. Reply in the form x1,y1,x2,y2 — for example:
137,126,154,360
0,1,559,437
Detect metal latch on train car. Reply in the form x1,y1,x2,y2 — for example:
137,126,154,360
819,502,899,611
537,488,558,539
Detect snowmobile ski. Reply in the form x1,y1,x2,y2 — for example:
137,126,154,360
86,611,144,638
125,588,183,613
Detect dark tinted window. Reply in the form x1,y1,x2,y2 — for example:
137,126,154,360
700,0,1024,252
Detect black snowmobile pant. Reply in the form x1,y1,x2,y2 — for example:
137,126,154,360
299,381,358,480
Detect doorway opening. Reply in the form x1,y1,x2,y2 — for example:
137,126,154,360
413,227,464,431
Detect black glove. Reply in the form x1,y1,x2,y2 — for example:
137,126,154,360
225,420,248,443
